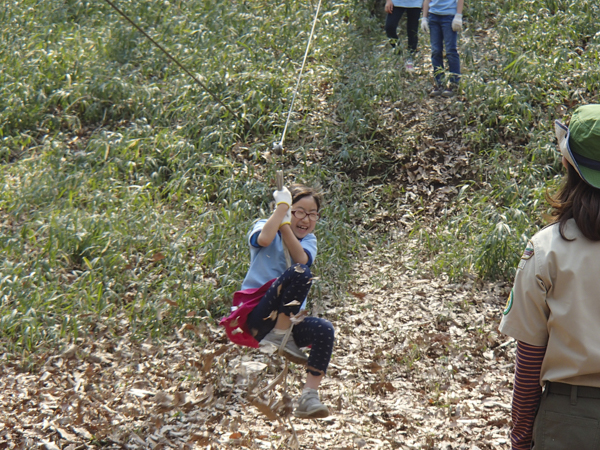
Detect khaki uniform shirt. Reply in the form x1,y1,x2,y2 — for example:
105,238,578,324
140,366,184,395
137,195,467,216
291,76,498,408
499,219,600,387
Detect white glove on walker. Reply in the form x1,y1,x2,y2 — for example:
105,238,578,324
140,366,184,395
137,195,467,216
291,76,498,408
273,187,292,209
421,16,429,33
452,14,463,32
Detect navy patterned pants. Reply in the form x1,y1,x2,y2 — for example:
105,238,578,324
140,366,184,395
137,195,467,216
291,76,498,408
246,264,335,375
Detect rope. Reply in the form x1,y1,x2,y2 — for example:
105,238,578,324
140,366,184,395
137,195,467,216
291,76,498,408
271,0,324,362
256,2,323,421
275,171,296,358
102,0,239,121
278,327,295,359
274,0,323,152
278,226,295,359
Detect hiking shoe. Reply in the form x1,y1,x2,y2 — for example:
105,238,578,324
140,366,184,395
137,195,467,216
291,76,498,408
260,330,308,365
294,389,330,419
429,87,443,97
405,59,415,73
442,86,456,97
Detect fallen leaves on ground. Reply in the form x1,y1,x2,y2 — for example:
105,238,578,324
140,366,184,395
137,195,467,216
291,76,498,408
0,242,515,450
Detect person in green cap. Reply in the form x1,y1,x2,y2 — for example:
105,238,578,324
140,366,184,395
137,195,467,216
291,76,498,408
499,104,600,450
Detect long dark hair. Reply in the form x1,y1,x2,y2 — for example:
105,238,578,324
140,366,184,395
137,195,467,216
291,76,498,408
548,162,600,241
289,184,322,211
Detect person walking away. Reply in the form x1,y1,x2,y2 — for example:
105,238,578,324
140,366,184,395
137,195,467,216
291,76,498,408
421,0,463,97
499,104,600,449
384,0,423,72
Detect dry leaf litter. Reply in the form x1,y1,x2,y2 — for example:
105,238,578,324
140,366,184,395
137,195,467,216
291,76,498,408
0,246,516,449
1,51,520,449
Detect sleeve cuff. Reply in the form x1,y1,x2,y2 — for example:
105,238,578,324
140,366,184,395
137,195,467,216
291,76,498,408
498,323,548,348
249,231,262,248
305,249,313,267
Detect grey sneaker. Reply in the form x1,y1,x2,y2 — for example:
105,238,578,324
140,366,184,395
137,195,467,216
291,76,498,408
260,330,308,365
429,87,442,97
294,389,330,419
442,84,457,97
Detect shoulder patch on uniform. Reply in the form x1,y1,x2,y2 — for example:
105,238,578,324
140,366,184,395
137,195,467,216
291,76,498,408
503,289,514,315
521,241,534,260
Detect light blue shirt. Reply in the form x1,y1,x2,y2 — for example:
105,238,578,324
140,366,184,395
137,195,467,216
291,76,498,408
392,0,423,7
240,219,317,293
428,0,458,15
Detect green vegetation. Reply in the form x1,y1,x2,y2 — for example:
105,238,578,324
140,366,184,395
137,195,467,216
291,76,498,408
2,0,600,354
416,0,600,278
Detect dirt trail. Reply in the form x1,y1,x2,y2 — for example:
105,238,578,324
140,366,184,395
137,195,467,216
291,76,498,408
0,243,515,450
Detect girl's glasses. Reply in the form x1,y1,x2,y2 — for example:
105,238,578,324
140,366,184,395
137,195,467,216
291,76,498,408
291,210,320,222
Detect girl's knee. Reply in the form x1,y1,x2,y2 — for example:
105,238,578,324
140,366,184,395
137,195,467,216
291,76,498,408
290,263,312,279
294,263,310,272
318,319,335,340
326,323,335,339
431,49,443,59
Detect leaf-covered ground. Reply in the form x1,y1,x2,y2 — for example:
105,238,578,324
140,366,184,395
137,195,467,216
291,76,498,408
7,0,600,446
0,236,515,449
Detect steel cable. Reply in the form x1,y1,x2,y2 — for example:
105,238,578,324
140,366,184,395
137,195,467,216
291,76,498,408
102,0,239,121
274,0,323,153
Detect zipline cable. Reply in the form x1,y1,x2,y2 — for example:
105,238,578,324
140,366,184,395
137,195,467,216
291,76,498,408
273,0,323,330
274,0,323,153
270,0,323,369
102,0,239,121
273,0,323,275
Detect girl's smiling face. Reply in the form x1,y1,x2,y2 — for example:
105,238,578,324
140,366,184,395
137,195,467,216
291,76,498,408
290,195,319,239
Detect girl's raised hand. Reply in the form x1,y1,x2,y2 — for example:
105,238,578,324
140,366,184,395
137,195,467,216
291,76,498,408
273,187,292,209
280,208,292,229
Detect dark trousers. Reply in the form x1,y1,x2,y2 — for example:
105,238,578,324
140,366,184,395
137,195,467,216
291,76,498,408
532,382,600,449
246,264,335,375
385,7,421,54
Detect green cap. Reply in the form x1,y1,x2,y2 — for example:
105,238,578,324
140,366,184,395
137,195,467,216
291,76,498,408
567,105,600,188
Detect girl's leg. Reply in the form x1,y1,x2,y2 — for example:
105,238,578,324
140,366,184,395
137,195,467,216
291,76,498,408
405,8,421,55
246,264,313,341
292,317,335,418
305,373,323,390
428,14,444,86
292,317,335,379
441,17,460,85
385,7,406,45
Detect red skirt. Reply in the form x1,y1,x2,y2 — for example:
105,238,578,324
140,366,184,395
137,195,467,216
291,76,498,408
219,279,275,348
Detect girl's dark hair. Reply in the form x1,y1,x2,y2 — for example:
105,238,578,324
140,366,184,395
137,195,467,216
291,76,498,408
289,184,322,211
548,162,600,241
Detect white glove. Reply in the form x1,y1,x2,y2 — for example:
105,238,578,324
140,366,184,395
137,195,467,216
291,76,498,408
421,17,429,33
452,14,462,32
273,187,292,208
280,209,292,228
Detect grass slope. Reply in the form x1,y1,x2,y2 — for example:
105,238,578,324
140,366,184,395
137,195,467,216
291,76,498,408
1,0,600,354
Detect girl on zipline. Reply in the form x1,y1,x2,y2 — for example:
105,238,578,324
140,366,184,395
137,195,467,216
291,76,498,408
221,184,334,419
